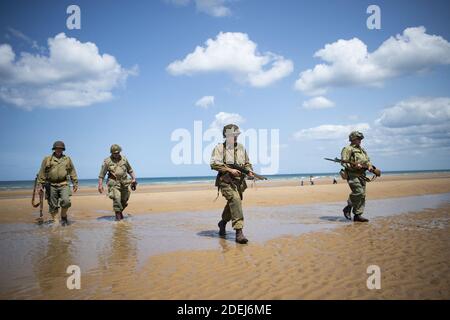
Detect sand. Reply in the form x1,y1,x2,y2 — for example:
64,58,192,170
0,173,450,224
106,205,450,300
0,173,449,299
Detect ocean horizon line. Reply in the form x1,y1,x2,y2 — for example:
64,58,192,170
1,169,449,190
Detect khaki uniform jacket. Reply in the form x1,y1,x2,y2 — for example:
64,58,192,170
210,142,253,173
341,144,371,176
98,156,134,181
37,154,78,186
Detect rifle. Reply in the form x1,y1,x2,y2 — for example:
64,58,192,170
324,157,381,181
32,175,44,224
225,164,268,181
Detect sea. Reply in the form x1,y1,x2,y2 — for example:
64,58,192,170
0,169,449,191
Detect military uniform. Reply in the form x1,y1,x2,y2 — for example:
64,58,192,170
99,152,134,214
211,124,252,243
341,132,372,219
211,142,252,230
37,143,78,219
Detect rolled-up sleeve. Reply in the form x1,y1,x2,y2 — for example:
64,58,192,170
210,145,227,172
98,161,108,179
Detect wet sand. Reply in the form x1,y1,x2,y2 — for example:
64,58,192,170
134,205,450,300
1,200,448,299
0,174,449,299
0,173,450,224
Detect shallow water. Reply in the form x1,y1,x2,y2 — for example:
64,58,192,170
0,193,449,298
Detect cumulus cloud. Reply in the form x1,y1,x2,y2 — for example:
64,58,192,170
376,97,450,128
371,97,450,153
165,0,231,17
0,33,136,110
295,27,450,95
293,123,370,141
302,96,335,109
210,111,245,130
293,97,450,155
167,32,293,87
195,95,215,109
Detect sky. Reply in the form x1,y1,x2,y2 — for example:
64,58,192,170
0,0,449,180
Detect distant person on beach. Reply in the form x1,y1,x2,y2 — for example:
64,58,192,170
341,131,373,222
300,177,304,186
37,141,78,226
333,177,337,184
310,175,314,185
98,144,137,221
211,124,253,244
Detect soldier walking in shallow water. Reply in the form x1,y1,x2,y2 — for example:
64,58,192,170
210,124,254,244
341,131,374,222
98,144,137,221
37,141,78,225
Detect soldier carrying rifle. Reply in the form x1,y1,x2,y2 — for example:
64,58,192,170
334,131,380,222
36,141,78,226
210,124,266,244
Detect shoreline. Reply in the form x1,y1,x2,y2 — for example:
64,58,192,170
0,175,449,299
0,173,450,224
1,171,449,194
2,201,448,299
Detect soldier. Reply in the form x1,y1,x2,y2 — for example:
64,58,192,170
210,124,254,244
37,141,78,225
341,131,374,222
98,144,136,221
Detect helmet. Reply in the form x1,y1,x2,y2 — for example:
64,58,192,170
110,144,122,154
222,124,241,138
52,141,66,150
349,131,364,141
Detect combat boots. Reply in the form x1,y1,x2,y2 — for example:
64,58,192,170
342,204,352,220
354,214,369,223
60,208,69,226
218,220,227,237
50,212,57,223
235,229,248,244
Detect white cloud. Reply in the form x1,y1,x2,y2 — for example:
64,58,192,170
210,111,245,130
167,32,293,87
195,0,231,17
295,27,450,95
302,96,335,109
293,97,450,156
376,97,450,128
195,95,215,109
370,97,450,153
0,33,136,110
164,0,231,17
293,123,370,141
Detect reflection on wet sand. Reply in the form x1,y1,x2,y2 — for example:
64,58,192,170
34,228,77,297
0,193,449,299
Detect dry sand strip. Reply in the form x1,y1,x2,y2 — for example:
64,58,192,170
1,174,450,223
78,204,449,300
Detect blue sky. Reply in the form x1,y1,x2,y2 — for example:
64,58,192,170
0,0,449,180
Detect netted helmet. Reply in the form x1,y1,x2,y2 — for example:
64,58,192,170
349,131,364,141
222,124,241,138
110,144,122,154
52,141,66,150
